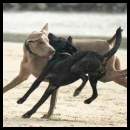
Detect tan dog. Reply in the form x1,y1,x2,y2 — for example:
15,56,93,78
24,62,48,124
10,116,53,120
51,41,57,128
3,23,127,118
3,23,55,93
73,37,127,86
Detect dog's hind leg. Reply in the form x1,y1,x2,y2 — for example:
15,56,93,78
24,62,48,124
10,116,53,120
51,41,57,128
102,69,127,87
22,84,58,118
114,56,121,70
3,58,30,93
84,76,98,104
73,75,88,97
104,56,127,87
113,57,127,87
113,69,127,87
114,76,127,87
42,89,58,119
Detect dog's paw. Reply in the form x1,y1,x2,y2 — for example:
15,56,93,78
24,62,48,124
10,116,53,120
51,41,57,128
84,99,92,104
73,88,82,97
73,90,80,97
41,114,51,119
17,98,26,104
22,111,32,118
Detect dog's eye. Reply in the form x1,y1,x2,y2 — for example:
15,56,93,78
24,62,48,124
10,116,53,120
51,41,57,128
27,40,33,43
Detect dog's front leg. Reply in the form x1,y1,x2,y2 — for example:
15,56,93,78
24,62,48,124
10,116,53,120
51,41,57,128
17,74,44,104
73,75,88,97
84,76,98,104
3,59,30,93
22,84,58,118
42,89,58,119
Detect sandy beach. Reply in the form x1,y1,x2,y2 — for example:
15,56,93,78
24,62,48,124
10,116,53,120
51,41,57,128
3,42,127,127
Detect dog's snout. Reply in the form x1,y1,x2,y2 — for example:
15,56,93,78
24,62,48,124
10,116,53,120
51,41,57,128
49,49,55,55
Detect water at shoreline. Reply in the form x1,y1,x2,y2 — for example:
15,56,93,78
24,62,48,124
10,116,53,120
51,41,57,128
3,11,127,37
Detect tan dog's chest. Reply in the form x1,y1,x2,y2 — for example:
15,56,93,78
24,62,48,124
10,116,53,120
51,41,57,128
27,56,48,78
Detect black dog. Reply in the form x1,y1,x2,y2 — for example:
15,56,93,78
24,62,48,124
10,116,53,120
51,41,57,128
17,27,122,118
23,33,79,118
48,33,77,55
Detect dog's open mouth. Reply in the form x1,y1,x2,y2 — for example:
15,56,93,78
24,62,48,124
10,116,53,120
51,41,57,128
48,54,54,60
42,53,55,60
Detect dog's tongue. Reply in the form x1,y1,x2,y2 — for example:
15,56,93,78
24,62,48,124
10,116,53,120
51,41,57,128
49,54,54,60
42,55,53,60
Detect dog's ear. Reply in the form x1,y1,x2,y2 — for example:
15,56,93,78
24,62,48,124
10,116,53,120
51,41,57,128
48,33,55,40
67,36,72,43
41,23,48,33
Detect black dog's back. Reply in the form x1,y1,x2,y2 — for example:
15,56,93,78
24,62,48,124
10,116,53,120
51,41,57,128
43,51,103,86
43,27,122,86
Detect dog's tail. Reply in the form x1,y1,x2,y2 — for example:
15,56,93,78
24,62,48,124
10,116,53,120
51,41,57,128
103,27,122,63
107,31,117,44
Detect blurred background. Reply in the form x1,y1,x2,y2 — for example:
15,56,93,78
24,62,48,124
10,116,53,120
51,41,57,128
3,3,127,12
3,3,127,48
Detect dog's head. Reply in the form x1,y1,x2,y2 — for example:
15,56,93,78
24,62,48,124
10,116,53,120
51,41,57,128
48,33,77,55
25,23,55,58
